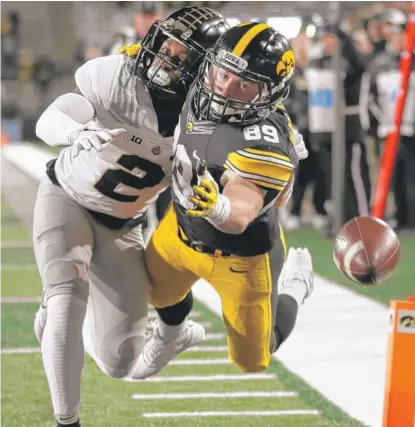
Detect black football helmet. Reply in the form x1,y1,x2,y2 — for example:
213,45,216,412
134,5,229,96
193,22,295,124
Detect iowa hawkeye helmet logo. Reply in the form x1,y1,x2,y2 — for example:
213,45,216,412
276,50,295,77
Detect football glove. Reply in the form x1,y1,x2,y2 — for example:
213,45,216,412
187,160,219,217
70,128,125,157
119,44,141,57
186,159,231,225
293,128,308,160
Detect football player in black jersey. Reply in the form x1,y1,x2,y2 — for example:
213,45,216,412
133,22,314,377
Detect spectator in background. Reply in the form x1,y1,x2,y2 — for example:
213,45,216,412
360,10,415,233
364,14,386,55
305,25,371,234
282,32,328,231
353,30,374,57
107,3,162,55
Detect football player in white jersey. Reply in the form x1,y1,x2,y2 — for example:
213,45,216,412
33,6,229,427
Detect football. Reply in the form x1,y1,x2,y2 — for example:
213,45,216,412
333,216,400,285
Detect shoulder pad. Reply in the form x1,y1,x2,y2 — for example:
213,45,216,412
75,55,123,108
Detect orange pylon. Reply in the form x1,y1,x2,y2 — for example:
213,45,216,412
383,298,415,427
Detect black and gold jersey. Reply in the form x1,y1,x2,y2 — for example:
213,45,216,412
171,87,298,257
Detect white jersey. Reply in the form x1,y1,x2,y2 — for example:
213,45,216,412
55,55,173,219
304,68,337,133
375,70,415,138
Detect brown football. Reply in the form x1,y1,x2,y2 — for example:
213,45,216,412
333,216,400,285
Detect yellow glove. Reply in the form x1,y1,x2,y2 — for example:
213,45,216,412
186,160,230,225
187,178,220,218
119,44,141,57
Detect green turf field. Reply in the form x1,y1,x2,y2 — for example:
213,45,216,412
1,199,370,426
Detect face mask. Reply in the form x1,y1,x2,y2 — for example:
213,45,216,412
147,66,172,87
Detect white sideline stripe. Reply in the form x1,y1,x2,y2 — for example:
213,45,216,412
1,297,41,303
186,345,227,352
169,358,230,365
142,410,320,418
2,347,40,354
132,391,298,400
125,373,276,383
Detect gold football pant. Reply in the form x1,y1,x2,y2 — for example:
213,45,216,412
145,206,286,372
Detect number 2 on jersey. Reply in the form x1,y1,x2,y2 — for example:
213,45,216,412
94,154,165,202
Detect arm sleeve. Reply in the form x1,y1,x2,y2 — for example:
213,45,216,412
336,28,367,87
359,69,381,132
35,92,95,147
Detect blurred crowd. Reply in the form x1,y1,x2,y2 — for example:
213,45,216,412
1,4,414,234
282,8,414,235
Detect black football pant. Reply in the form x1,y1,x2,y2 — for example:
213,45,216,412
319,139,371,223
290,145,327,217
392,136,415,228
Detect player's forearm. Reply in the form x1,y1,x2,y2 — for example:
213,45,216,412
214,196,258,234
208,179,263,235
36,92,95,147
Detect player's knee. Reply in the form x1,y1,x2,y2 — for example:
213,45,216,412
100,363,131,379
232,356,269,373
149,291,180,309
229,345,270,373
95,335,146,379
43,259,89,301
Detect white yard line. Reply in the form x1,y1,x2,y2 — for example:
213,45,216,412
203,333,225,340
142,410,320,418
1,347,40,354
132,391,298,400
186,345,228,352
1,264,37,270
1,297,41,303
1,347,228,356
169,358,230,365
1,241,32,248
125,373,277,383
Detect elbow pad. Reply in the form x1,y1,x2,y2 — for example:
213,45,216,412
36,92,95,147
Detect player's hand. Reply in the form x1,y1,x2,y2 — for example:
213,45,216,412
70,128,125,157
119,44,141,57
186,159,220,217
293,128,308,160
